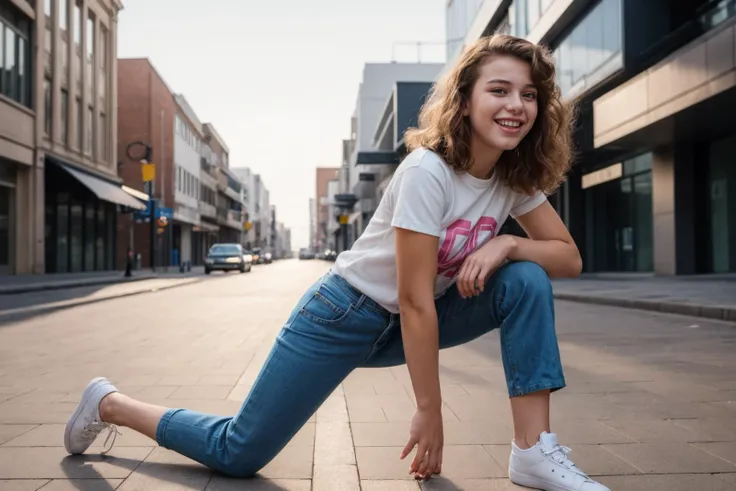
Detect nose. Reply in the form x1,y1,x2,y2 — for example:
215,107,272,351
506,92,524,113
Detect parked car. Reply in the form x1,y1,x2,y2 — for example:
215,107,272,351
299,248,315,260
251,247,272,264
205,243,252,274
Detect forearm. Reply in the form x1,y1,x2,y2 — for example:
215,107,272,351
399,305,442,410
505,235,582,278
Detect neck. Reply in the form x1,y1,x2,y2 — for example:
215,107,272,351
467,133,503,180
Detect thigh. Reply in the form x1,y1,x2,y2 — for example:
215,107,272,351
363,262,529,368
226,273,391,467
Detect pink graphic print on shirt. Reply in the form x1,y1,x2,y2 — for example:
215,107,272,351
437,217,498,278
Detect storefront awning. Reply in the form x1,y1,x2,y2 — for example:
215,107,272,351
58,163,147,210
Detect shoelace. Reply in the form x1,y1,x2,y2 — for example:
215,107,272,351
542,444,589,478
82,420,122,455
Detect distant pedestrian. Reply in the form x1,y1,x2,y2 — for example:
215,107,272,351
124,247,133,277
65,34,608,490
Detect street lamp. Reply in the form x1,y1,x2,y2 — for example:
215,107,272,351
126,141,157,271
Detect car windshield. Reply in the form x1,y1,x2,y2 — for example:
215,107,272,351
209,245,241,255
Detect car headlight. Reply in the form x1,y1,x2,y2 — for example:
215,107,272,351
243,254,253,262
265,253,272,260
225,257,242,263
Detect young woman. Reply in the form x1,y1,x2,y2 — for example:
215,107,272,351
65,35,610,491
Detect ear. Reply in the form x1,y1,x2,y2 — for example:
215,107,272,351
461,99,470,117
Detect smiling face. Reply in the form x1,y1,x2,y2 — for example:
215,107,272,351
463,55,539,155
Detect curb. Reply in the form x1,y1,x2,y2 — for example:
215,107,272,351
0,275,155,295
553,292,736,323
0,275,230,324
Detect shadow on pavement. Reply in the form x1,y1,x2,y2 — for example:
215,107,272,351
60,454,300,490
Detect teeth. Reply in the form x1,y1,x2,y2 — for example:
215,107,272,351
497,120,521,128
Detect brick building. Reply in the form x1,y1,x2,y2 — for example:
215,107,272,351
116,58,176,269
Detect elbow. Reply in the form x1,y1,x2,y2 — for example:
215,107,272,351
565,249,583,278
551,245,582,279
398,292,436,319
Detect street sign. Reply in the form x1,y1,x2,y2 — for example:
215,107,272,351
142,163,155,182
133,200,173,222
339,214,349,225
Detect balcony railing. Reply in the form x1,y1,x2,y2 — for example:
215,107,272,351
199,201,217,219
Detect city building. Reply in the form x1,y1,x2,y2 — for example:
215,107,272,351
1,0,137,276
201,123,242,246
331,62,443,251
308,197,315,251
314,166,339,252
447,0,736,274
231,166,256,249
173,95,213,266
118,59,243,269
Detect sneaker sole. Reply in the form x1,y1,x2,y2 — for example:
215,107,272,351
64,377,109,454
509,468,572,491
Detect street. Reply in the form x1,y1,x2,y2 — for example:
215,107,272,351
0,259,735,490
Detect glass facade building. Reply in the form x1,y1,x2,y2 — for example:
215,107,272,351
551,0,622,96
450,0,736,274
44,162,118,273
583,154,653,272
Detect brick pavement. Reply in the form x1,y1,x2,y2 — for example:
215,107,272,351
0,259,734,490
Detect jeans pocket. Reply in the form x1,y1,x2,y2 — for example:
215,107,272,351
299,281,353,325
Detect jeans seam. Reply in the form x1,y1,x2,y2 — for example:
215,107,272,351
508,378,567,397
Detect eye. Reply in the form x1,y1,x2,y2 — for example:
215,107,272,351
489,88,507,95
523,92,538,101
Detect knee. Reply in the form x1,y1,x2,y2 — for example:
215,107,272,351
217,451,263,478
499,261,552,300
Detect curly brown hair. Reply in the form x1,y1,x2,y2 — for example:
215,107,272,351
404,34,576,195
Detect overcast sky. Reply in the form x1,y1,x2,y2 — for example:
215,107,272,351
117,0,447,249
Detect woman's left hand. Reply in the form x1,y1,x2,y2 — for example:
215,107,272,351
456,235,515,298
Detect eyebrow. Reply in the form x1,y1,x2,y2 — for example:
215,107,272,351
486,79,537,89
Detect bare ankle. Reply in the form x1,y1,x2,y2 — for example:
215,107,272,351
514,432,542,450
98,392,120,425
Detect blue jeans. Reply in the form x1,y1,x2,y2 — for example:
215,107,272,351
155,261,565,477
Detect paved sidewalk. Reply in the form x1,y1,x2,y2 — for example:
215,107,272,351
0,266,208,295
552,274,736,322
0,260,735,490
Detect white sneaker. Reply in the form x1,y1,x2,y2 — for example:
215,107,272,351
64,377,121,455
509,432,610,491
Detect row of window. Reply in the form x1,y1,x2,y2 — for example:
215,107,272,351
177,166,200,201
552,0,622,96
445,0,484,61
0,2,31,108
175,115,206,155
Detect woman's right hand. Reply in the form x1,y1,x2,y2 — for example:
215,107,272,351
400,406,444,479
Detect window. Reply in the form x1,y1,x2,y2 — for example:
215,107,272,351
98,26,107,102
76,98,82,149
0,5,31,108
552,0,623,96
59,0,68,77
526,0,555,33
60,0,68,30
73,2,81,86
86,106,93,154
61,89,69,144
86,13,94,93
4,26,15,100
44,79,52,136
44,0,52,73
99,113,106,162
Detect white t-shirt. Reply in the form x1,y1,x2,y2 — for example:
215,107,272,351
332,147,547,314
